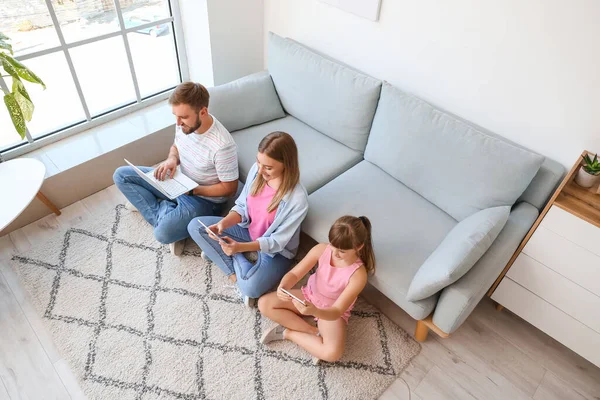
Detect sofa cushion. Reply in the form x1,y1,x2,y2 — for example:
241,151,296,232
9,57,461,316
231,116,363,194
364,82,545,221
267,32,382,152
208,71,285,133
303,161,457,320
432,202,539,333
406,206,510,301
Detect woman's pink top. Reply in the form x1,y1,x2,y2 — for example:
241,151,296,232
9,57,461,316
247,183,277,240
301,244,363,323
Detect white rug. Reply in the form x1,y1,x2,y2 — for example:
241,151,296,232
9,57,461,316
10,204,420,400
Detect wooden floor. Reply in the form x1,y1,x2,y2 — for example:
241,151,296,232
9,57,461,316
1,185,599,400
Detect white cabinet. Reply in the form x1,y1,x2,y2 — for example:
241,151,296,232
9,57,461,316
493,278,600,367
490,152,600,367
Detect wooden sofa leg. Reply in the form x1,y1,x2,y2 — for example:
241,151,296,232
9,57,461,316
415,320,429,342
495,303,504,312
416,315,450,341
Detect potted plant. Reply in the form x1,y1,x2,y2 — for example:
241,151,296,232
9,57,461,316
575,153,600,188
0,32,45,139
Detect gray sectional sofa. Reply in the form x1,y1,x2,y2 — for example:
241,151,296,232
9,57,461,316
208,32,564,340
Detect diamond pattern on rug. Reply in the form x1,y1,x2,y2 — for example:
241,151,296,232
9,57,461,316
110,241,158,287
63,230,108,276
202,347,256,399
343,311,392,367
205,297,258,350
260,355,322,400
160,252,208,294
146,340,201,395
93,327,148,384
10,204,421,400
52,273,103,322
105,284,151,332
153,291,206,343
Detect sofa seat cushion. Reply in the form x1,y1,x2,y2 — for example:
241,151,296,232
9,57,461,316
231,116,363,194
303,161,457,320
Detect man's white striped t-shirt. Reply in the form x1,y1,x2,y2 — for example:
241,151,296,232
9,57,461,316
174,115,238,203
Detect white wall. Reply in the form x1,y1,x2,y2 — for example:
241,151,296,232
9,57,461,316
179,0,264,87
178,0,214,86
264,0,600,168
208,0,264,85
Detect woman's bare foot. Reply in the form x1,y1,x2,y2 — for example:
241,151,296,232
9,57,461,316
229,274,237,283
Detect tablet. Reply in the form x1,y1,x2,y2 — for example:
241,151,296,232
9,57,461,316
197,219,225,244
280,288,306,306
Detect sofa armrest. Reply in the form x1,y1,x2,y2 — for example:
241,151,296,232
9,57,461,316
208,71,285,132
431,202,539,334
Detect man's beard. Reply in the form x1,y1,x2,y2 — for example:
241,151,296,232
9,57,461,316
181,113,201,134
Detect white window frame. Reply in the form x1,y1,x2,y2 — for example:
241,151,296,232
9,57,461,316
0,0,188,161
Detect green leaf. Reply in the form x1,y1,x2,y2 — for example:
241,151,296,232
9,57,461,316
0,32,9,41
583,154,600,174
12,77,31,101
15,64,45,89
4,92,26,138
0,53,46,89
12,79,33,121
14,91,33,121
0,40,13,55
1,57,18,78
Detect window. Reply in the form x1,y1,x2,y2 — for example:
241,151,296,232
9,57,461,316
0,0,186,157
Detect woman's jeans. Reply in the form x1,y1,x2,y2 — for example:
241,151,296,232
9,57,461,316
188,216,293,298
113,166,224,244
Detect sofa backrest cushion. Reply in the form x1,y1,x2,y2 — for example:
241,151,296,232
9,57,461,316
208,71,285,133
267,32,382,152
364,82,545,221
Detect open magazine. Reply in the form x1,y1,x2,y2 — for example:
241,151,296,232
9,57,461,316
124,159,198,200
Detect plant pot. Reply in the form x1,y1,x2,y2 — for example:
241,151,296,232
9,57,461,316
575,167,600,188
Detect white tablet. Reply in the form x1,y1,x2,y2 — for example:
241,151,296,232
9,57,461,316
280,288,306,306
197,219,225,244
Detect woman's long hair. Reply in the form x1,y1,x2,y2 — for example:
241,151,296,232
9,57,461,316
250,131,300,213
328,215,376,274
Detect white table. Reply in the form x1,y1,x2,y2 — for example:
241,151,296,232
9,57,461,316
0,158,61,232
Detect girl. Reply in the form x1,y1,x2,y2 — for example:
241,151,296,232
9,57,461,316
258,216,375,363
187,131,308,307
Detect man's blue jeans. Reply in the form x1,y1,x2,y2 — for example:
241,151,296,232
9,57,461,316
188,216,293,298
113,166,224,244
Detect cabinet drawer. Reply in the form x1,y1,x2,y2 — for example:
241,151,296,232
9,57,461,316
492,278,600,367
542,206,600,257
507,253,600,333
523,225,600,296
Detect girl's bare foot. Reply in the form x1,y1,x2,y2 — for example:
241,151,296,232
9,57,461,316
261,325,287,344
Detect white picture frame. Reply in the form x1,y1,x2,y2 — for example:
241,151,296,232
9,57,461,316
319,0,382,21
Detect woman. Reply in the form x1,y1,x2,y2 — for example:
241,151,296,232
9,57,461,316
187,131,308,306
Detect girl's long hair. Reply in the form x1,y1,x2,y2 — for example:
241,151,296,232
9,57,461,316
250,131,300,213
328,215,376,274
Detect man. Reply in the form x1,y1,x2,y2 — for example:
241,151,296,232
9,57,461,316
113,82,239,255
